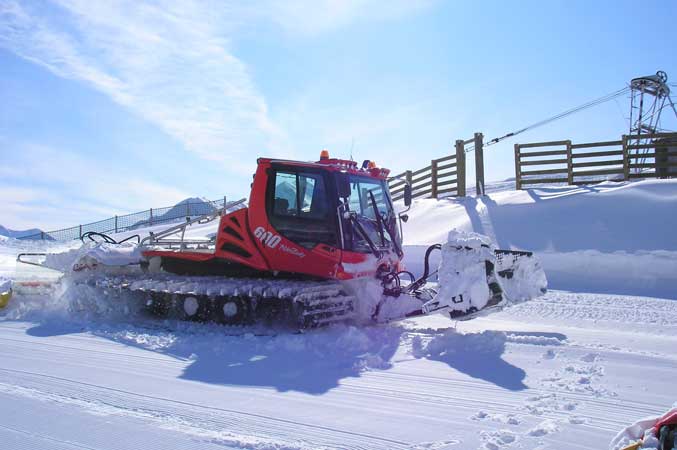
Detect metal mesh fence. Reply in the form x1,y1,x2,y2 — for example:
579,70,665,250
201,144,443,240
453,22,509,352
19,198,229,241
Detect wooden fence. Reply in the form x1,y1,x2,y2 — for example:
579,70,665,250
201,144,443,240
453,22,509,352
514,132,677,189
388,141,466,201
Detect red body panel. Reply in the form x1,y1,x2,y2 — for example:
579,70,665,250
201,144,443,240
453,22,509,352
215,208,269,271
142,157,401,281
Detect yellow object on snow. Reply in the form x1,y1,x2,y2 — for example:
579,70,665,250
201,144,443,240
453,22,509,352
620,441,643,450
0,289,11,309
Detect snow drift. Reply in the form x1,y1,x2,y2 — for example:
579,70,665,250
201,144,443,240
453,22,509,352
42,241,142,273
401,179,677,300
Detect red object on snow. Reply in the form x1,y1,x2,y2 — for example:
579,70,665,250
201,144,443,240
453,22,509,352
654,410,677,435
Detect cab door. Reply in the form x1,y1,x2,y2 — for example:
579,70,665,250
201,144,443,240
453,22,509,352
248,163,342,279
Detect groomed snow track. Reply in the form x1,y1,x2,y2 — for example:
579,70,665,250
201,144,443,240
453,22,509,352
1,288,676,450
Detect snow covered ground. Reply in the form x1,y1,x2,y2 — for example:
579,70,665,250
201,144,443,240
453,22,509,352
1,179,676,450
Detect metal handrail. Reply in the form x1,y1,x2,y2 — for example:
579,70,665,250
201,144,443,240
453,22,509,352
141,198,247,250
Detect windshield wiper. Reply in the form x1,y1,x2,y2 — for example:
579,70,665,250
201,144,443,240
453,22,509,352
346,211,382,258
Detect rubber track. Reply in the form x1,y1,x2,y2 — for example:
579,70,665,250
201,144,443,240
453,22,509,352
94,274,356,327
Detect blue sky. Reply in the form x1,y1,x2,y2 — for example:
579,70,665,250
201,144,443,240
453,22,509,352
1,0,676,230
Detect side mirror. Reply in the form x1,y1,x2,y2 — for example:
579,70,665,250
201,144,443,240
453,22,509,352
399,214,409,223
337,173,351,198
403,184,412,207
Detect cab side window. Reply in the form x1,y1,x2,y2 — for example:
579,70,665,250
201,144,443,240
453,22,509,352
270,170,334,247
273,172,297,216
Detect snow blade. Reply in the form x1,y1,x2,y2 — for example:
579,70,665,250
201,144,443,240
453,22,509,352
403,231,547,322
493,249,547,301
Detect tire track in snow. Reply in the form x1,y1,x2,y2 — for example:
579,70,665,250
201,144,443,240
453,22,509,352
0,368,412,450
0,423,100,450
0,335,187,365
502,291,677,329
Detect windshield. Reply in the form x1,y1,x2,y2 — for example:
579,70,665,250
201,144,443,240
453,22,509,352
341,175,399,253
346,176,391,220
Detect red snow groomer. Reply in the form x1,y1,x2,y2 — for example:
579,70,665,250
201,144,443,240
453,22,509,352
16,152,541,327
134,152,438,326
145,152,405,283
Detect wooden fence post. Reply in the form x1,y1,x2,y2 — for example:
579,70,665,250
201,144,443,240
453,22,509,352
150,208,153,225
405,170,413,186
622,135,630,180
566,140,573,185
79,224,82,239
455,140,466,197
474,132,485,196
514,143,522,190
115,216,118,233
430,159,438,199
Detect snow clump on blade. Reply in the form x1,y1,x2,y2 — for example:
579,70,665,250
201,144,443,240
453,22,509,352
432,230,496,312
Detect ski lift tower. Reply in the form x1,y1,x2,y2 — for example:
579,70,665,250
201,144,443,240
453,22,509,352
628,71,677,169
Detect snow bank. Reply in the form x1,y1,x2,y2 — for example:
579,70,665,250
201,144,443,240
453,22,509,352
539,250,677,300
43,242,142,273
412,328,507,359
0,239,142,320
401,179,677,300
343,278,385,323
343,278,427,324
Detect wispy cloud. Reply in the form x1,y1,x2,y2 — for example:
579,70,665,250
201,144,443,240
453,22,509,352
0,0,436,165
254,0,436,36
0,0,438,229
0,0,284,162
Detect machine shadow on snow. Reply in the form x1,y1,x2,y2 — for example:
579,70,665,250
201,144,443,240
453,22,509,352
26,318,404,394
176,334,395,395
24,316,546,394
459,196,500,244
412,329,534,391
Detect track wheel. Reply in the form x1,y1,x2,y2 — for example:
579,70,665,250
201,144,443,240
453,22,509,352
214,297,250,325
177,295,210,321
145,292,170,317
